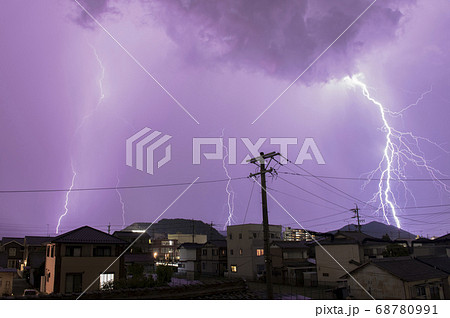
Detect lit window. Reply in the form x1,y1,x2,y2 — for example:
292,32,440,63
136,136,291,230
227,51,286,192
239,249,243,255
256,249,264,256
230,265,237,273
100,273,114,290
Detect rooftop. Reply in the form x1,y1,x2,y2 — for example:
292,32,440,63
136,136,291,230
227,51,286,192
52,226,128,244
344,257,448,282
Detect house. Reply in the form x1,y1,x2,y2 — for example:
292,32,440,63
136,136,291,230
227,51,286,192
200,240,227,277
124,253,154,278
270,241,316,286
413,234,450,257
342,257,448,299
416,255,450,298
151,238,179,264
42,226,127,294
0,268,15,296
226,224,282,281
23,236,53,287
0,237,24,269
113,231,152,254
178,243,203,279
315,231,389,286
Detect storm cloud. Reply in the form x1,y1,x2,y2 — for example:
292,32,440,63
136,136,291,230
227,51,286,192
75,0,413,83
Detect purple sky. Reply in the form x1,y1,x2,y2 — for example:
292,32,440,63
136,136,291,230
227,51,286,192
1,0,450,238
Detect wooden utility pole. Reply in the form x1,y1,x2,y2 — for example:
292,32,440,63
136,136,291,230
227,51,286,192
249,151,280,300
351,204,361,233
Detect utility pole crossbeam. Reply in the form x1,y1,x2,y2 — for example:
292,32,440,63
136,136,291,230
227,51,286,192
350,204,361,233
248,151,280,300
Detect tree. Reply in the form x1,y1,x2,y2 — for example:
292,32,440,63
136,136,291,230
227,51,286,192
156,265,173,286
383,243,409,257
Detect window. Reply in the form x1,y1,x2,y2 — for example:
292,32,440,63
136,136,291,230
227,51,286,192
93,246,112,257
202,249,207,256
202,262,206,270
0,279,2,287
99,273,114,290
322,273,329,277
270,233,275,238
416,286,426,297
239,249,243,255
65,246,82,257
239,233,242,239
230,265,237,273
256,249,264,256
221,249,226,256
212,249,217,256
230,249,233,255
51,246,54,258
253,233,257,239
8,248,16,257
65,273,83,293
229,234,232,240
46,246,50,257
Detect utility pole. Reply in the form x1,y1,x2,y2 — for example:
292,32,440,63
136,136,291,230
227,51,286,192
249,151,280,300
107,223,111,235
350,204,361,233
192,219,195,243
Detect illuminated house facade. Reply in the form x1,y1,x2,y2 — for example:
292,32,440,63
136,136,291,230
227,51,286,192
227,224,282,281
42,226,127,294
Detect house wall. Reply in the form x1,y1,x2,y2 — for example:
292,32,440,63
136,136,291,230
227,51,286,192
347,264,406,299
201,245,227,276
315,244,361,286
0,271,14,295
227,224,282,281
44,243,123,294
44,244,56,294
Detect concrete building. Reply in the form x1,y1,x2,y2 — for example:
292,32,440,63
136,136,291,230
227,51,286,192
0,268,15,296
315,231,389,286
343,257,448,299
226,224,282,281
201,240,227,277
42,226,127,294
178,243,203,279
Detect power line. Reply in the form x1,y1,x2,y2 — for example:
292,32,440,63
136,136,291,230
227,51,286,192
0,176,248,194
278,171,450,182
277,175,349,210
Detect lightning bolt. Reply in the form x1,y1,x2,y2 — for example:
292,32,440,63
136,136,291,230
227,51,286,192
55,45,107,233
221,129,236,229
346,74,450,228
116,174,126,228
56,160,77,234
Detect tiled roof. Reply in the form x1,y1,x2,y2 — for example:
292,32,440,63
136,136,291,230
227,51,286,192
345,257,448,282
1,237,24,246
25,236,53,246
271,241,309,249
178,243,204,249
417,256,450,274
205,240,227,248
52,226,127,244
0,267,17,273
